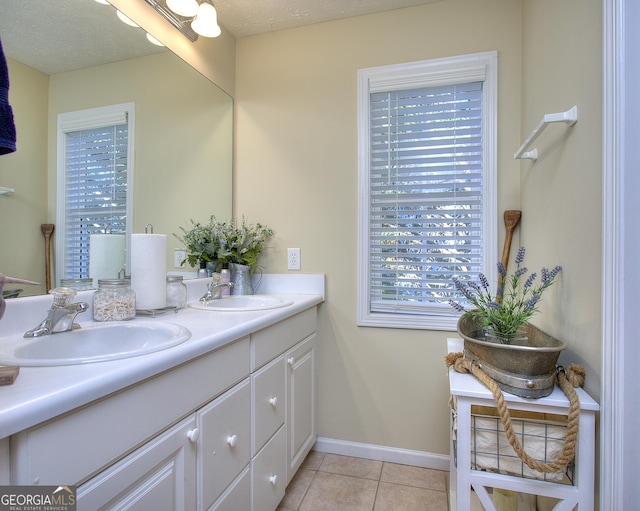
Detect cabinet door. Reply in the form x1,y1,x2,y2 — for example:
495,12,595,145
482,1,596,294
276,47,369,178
252,356,285,456
198,379,251,511
286,334,316,483
76,416,197,511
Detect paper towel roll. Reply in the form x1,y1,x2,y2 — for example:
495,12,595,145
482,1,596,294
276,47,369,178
89,234,126,283
131,233,167,310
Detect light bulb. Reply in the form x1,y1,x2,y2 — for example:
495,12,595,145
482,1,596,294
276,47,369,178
166,0,199,17
116,10,139,27
191,2,221,38
146,33,165,46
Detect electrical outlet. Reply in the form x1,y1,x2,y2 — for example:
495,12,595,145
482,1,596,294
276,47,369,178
287,248,301,270
174,249,186,268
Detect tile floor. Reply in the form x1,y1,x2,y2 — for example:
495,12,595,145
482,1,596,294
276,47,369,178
277,451,450,511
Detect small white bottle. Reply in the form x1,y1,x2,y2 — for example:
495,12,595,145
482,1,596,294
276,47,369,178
220,264,231,296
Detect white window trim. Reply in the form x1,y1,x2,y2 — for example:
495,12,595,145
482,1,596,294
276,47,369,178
357,52,498,330
56,103,135,284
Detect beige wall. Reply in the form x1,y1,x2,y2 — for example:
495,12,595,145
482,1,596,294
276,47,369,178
520,0,602,401
235,0,524,454
0,60,49,295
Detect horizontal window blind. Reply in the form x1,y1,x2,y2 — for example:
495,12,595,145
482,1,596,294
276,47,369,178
63,123,128,279
368,81,483,315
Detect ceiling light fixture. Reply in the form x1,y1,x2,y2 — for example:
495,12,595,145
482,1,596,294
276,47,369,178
116,10,140,28
166,0,199,17
145,0,221,41
146,33,165,47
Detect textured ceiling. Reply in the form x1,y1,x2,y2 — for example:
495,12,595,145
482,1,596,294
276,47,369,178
0,0,439,75
217,0,440,38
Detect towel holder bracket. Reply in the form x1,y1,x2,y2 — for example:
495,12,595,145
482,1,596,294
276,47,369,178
514,105,578,161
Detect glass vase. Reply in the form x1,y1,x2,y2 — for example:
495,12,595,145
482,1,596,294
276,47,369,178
483,326,528,345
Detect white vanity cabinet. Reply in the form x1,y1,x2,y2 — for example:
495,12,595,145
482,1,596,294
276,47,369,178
250,307,317,486
6,304,319,511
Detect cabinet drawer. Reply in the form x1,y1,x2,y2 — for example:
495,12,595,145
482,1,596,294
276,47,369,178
251,308,317,370
198,379,251,510
11,337,250,486
252,356,285,456
251,426,286,511
77,416,197,511
210,466,251,511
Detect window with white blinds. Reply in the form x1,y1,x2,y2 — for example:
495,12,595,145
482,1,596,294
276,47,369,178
56,104,134,281
358,53,497,330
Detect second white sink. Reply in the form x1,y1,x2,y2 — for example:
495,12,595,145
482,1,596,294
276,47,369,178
0,321,191,366
188,295,293,312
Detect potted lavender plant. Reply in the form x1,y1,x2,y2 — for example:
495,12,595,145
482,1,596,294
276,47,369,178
450,247,566,398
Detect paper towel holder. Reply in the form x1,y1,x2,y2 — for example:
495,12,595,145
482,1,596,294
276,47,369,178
145,224,154,234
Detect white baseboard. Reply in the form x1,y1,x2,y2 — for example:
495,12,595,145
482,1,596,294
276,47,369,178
313,437,450,472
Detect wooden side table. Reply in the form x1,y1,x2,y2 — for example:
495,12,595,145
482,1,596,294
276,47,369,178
448,338,599,511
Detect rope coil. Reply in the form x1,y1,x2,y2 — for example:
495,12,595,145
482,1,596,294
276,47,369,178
446,352,585,474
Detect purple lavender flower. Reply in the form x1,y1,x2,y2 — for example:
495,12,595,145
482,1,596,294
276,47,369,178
479,273,490,291
515,246,526,266
524,294,541,311
449,300,467,313
497,262,507,278
524,272,537,288
468,281,481,293
514,267,528,278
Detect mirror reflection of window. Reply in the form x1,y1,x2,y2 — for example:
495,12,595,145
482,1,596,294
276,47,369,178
56,103,135,282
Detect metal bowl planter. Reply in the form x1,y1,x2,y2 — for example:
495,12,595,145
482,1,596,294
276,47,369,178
457,312,566,398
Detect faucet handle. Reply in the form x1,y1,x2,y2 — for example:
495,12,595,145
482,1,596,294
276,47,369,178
49,287,77,307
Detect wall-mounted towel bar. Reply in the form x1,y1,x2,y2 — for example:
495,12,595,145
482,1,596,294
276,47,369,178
0,187,15,196
514,105,578,161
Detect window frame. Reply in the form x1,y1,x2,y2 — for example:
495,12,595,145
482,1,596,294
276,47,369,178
357,52,498,330
55,103,135,284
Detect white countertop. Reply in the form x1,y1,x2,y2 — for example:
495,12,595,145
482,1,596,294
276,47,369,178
0,275,324,439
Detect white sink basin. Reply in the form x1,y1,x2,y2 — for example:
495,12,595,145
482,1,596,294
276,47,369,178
0,321,191,366
188,295,293,312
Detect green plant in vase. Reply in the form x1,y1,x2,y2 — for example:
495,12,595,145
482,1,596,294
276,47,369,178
449,247,561,344
174,216,273,273
174,217,221,268
214,216,274,269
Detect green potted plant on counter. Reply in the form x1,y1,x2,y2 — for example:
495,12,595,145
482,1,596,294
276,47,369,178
175,216,273,295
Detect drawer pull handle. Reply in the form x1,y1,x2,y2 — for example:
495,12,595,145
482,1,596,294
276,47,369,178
226,434,238,447
269,397,278,407
287,357,295,366
269,475,278,486
187,428,200,443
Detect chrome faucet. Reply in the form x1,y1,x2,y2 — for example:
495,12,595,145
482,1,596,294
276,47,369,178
24,287,89,338
199,275,234,305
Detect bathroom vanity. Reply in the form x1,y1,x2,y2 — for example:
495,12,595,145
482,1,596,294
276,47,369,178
0,275,324,511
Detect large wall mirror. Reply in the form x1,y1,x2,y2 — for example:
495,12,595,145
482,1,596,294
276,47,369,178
0,0,233,297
